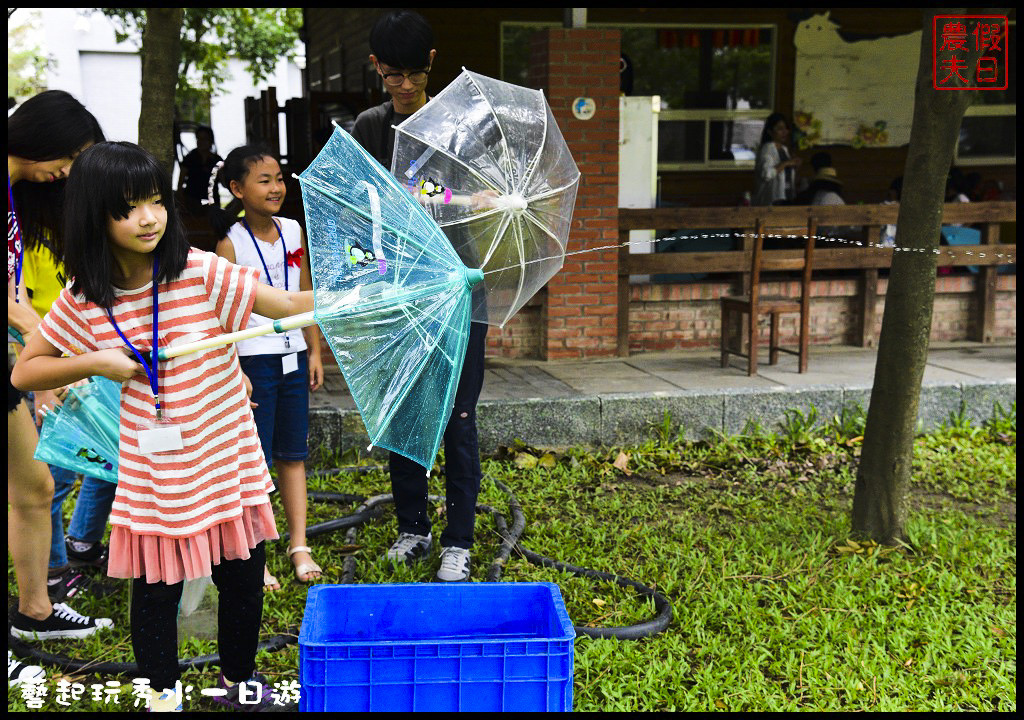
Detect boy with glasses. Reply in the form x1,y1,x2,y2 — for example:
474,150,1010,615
352,11,436,167
352,10,487,583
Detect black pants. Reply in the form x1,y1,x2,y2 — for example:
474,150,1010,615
130,542,266,691
389,321,487,550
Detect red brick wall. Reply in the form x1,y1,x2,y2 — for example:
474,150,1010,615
625,274,1016,353
485,295,545,358
527,28,621,359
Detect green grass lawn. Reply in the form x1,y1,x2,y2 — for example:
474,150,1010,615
8,405,1016,711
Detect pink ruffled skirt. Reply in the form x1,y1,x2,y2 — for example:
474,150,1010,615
108,503,279,584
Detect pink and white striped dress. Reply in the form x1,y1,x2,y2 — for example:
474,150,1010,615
39,249,278,584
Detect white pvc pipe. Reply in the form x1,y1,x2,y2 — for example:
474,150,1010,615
158,312,316,360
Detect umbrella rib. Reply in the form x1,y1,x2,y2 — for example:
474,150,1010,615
464,72,515,195
480,212,516,268
398,299,458,366
519,91,549,193
508,216,528,327
298,174,453,267
437,205,505,228
338,292,457,451
520,177,581,205
521,209,566,250
436,176,580,232
371,308,459,453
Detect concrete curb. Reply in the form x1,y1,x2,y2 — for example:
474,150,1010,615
307,378,1015,456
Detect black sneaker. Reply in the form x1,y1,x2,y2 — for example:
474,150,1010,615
8,650,45,687
47,566,117,603
385,533,433,564
65,537,109,570
10,602,113,640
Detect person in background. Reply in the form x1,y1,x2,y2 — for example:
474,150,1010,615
8,90,114,647
881,176,902,248
806,163,856,241
177,125,222,215
352,9,487,583
793,152,834,204
752,113,801,206
351,10,435,166
22,215,118,602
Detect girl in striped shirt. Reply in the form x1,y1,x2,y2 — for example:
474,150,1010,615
12,142,314,712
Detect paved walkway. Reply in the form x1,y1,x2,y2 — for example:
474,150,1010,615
308,341,1016,454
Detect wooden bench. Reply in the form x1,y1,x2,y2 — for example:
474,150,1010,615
616,202,1017,356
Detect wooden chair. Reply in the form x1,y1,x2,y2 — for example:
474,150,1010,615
720,219,816,375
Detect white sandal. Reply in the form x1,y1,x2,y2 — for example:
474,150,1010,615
288,545,322,583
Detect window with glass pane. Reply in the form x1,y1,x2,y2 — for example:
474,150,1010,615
618,27,773,111
658,121,705,164
500,23,775,168
959,116,1016,160
958,23,1015,164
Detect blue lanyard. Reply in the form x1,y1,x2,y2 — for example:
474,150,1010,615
241,218,287,291
7,175,24,302
106,256,162,416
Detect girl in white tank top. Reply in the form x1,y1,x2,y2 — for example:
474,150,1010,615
211,146,324,590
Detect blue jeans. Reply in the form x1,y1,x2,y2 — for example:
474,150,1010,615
238,351,310,465
50,466,116,569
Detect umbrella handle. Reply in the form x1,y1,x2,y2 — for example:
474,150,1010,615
157,312,316,360
419,193,475,208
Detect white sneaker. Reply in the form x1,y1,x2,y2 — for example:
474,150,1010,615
8,650,45,687
386,533,433,564
436,547,471,582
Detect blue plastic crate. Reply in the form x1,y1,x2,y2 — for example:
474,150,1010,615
298,583,575,712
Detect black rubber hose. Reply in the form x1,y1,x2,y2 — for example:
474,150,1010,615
336,477,672,639
307,491,367,504
6,628,298,677
482,476,672,639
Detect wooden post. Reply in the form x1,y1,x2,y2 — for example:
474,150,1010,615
859,268,879,348
617,234,631,356
974,222,999,342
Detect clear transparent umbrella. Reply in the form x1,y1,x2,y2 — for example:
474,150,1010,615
392,68,580,327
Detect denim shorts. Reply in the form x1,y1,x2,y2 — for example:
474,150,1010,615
238,351,309,464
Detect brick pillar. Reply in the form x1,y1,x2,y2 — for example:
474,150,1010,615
529,28,620,359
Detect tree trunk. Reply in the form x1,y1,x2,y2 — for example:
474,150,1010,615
851,9,982,544
138,8,183,175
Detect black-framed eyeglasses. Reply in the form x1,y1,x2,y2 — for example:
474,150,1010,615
379,68,430,87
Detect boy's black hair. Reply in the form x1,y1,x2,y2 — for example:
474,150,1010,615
369,10,434,69
62,142,189,309
8,90,106,253
208,144,277,238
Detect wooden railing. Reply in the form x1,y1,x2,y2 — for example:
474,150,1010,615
617,201,1017,355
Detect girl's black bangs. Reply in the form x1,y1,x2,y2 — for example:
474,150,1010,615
106,156,169,220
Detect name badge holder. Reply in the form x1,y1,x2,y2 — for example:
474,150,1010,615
242,218,299,372
107,257,184,454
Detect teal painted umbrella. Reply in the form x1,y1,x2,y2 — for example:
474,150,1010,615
297,126,484,468
35,376,120,483
159,126,483,469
